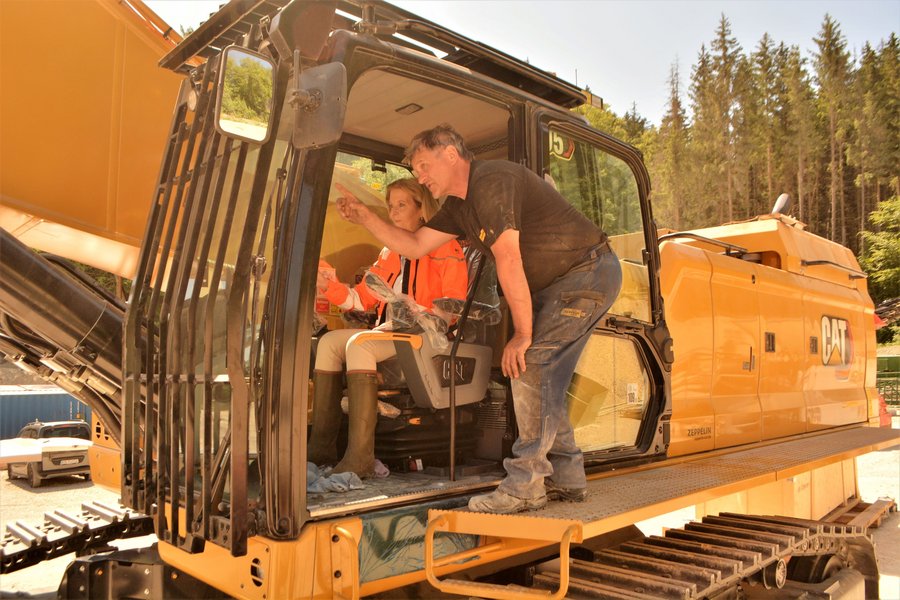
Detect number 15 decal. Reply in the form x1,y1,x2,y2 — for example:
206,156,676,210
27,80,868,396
549,130,575,160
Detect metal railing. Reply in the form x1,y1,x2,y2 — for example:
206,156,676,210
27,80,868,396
877,370,900,408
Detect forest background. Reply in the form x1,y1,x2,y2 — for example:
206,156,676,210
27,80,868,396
580,15,899,343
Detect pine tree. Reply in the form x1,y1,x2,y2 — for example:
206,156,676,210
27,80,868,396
688,43,721,226
814,15,852,244
748,35,791,213
771,43,794,210
710,14,742,222
623,103,650,147
849,43,879,252
874,35,900,199
782,46,820,224
655,62,689,229
732,54,755,218
633,11,897,276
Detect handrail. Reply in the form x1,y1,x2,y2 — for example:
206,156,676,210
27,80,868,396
658,232,748,256
801,259,867,280
448,256,486,482
332,525,360,600
424,513,580,599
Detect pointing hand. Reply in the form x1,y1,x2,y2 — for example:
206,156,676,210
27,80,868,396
334,183,371,225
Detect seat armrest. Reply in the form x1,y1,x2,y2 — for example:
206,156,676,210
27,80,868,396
348,331,423,350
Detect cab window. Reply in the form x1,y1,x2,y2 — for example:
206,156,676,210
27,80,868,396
17,427,38,439
543,124,654,454
319,152,412,319
544,126,650,322
42,425,90,440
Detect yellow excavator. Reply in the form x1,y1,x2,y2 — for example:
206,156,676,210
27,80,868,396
1,1,896,598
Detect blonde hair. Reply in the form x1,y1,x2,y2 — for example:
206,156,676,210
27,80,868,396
385,177,440,221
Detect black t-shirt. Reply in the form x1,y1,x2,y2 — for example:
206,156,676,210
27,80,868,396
426,160,606,292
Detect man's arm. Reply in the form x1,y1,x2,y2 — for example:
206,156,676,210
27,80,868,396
335,183,453,257
492,228,532,379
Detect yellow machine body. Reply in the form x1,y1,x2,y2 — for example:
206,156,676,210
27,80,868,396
0,0,182,278
88,413,121,492
661,215,876,456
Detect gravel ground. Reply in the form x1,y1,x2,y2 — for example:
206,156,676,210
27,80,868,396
1,423,897,599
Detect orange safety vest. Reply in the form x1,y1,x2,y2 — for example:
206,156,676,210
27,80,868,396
324,239,468,319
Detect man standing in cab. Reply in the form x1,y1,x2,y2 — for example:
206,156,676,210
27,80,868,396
335,124,622,514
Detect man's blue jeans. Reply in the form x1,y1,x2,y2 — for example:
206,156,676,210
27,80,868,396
497,245,623,500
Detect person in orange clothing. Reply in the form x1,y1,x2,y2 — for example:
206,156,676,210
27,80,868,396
308,178,467,478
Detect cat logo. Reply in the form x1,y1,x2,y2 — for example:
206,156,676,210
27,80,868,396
820,315,852,377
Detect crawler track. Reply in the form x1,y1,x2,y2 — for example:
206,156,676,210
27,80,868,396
0,501,152,574
533,513,879,599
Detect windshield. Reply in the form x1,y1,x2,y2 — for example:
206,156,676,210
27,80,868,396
40,425,89,440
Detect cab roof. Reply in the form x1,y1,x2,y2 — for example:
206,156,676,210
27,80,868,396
160,0,588,108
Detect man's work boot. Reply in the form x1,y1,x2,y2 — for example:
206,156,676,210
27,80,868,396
333,372,379,478
545,481,588,503
307,371,344,467
467,489,547,514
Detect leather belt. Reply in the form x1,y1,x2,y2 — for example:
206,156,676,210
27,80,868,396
581,241,611,261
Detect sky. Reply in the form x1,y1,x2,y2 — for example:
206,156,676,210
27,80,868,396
146,0,899,125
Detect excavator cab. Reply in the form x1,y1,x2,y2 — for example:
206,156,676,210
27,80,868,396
113,0,670,563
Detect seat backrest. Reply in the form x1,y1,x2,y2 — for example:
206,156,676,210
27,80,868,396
393,333,493,409
385,244,499,409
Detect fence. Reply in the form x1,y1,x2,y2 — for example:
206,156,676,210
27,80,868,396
877,356,900,409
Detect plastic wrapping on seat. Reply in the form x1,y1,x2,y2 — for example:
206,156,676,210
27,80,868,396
363,270,455,353
432,297,502,326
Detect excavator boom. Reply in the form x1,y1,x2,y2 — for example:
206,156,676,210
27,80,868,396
0,0,183,278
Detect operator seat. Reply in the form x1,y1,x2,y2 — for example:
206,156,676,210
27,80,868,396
352,246,500,471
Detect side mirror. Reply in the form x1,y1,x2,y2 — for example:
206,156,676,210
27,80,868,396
292,62,347,150
216,46,275,144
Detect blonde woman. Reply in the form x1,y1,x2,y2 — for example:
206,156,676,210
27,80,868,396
309,178,467,478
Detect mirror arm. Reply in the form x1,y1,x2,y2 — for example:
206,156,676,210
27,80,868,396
357,2,398,36
289,49,321,111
